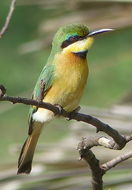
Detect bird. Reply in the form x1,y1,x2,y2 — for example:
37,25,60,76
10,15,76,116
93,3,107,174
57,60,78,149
17,24,112,174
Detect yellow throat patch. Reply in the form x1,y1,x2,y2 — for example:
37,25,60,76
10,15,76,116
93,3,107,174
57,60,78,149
62,37,94,54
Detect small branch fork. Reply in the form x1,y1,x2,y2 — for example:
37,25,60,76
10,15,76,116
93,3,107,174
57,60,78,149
0,85,132,189
0,0,17,38
78,137,132,190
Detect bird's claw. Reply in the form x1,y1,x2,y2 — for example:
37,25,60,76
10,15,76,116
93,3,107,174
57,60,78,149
54,104,63,115
67,106,81,120
0,85,6,97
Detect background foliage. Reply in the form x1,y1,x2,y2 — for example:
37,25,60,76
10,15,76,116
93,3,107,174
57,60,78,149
0,1,132,189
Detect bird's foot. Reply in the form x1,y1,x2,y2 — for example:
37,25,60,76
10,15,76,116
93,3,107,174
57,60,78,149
67,106,81,120
0,85,6,97
54,104,63,115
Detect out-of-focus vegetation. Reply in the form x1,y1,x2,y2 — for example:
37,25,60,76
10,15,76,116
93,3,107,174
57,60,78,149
0,1,132,189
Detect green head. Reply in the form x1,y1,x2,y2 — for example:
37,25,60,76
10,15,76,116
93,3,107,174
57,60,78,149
50,24,113,59
52,24,89,49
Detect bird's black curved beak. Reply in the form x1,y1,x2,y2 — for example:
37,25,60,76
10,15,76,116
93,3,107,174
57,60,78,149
88,28,114,37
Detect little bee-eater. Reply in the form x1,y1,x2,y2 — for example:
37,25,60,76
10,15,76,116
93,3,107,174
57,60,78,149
17,24,112,174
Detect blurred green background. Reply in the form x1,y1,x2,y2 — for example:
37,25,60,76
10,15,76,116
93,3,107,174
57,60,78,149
0,0,132,190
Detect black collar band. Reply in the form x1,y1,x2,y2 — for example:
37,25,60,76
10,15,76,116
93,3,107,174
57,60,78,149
73,50,88,59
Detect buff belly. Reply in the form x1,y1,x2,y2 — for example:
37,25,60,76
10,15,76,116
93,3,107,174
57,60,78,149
33,52,89,123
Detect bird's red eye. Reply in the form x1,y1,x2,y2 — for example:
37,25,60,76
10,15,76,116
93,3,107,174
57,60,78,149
68,35,78,42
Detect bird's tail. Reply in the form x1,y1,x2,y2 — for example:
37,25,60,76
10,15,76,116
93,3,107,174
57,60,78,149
17,124,42,174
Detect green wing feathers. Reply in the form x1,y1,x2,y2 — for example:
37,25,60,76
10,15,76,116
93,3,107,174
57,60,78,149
17,62,55,174
28,63,55,133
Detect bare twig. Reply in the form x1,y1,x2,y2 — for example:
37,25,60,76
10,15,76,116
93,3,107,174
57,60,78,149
78,139,103,190
79,148,103,190
125,135,132,142
0,85,129,150
77,135,131,150
0,0,17,38
101,151,132,172
78,137,132,190
0,85,132,190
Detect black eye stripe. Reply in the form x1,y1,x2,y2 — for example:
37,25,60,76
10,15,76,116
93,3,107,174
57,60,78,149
61,35,86,49
61,40,72,48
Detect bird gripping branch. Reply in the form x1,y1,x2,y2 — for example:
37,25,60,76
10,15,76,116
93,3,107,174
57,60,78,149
17,24,113,174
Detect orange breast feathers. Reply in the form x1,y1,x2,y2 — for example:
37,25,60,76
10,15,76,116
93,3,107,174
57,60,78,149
44,52,89,112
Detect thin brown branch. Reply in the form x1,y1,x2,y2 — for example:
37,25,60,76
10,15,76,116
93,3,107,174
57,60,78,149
78,138,104,190
78,135,131,150
0,0,17,38
1,85,132,190
101,151,132,172
76,115,126,150
125,135,132,142
79,148,103,190
0,85,130,151
78,137,132,190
